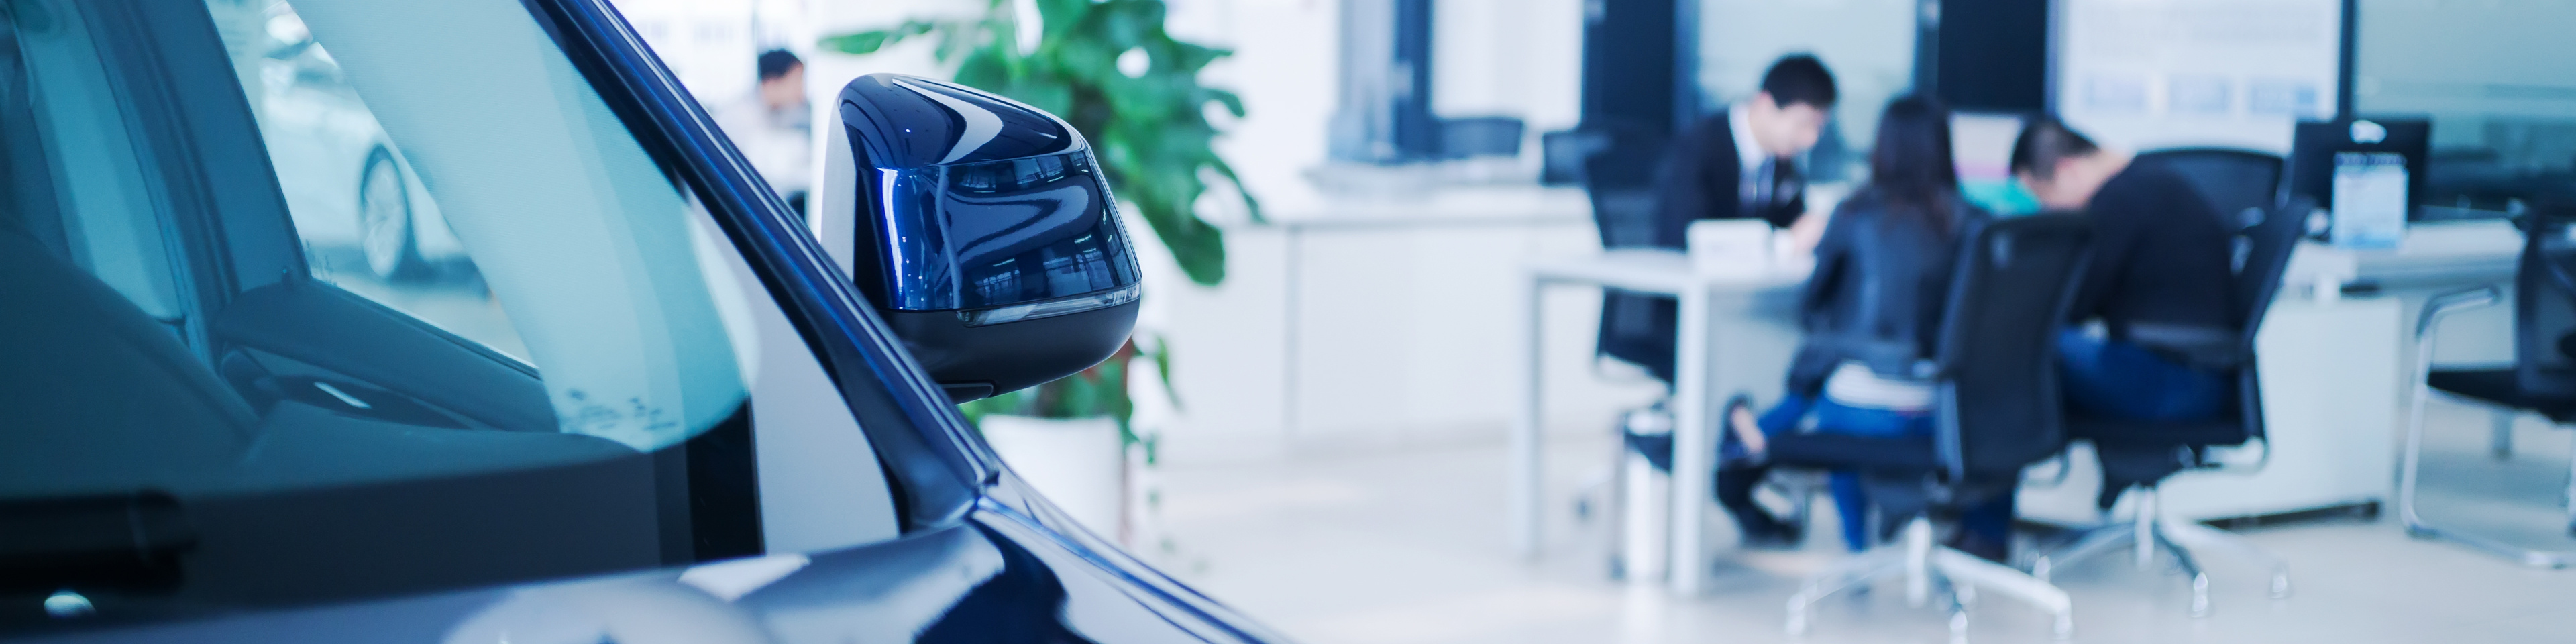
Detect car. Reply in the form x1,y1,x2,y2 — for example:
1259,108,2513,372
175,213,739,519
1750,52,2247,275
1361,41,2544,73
249,3,463,282
0,1,1285,643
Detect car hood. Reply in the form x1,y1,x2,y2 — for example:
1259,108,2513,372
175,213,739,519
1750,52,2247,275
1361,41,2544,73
8,478,1291,644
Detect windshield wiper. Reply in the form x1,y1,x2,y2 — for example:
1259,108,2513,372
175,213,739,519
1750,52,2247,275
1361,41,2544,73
0,491,197,594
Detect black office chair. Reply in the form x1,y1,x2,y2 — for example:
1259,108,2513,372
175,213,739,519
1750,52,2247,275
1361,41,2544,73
1584,125,1681,384
2027,197,2312,616
1770,215,2092,639
2133,148,2284,233
2401,206,2576,568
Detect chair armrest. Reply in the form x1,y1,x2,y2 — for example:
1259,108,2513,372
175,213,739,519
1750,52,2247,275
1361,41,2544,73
2126,322,2248,370
2416,286,2502,341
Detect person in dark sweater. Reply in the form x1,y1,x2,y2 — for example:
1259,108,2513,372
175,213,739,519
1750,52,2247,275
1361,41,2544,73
2010,117,2234,421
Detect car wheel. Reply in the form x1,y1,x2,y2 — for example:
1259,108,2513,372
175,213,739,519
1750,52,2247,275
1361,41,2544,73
358,147,429,281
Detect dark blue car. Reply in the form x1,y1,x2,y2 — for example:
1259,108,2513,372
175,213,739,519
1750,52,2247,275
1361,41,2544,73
0,0,1281,642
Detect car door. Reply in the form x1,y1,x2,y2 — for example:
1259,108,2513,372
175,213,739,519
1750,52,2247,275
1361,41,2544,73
1,0,1297,642
0,0,921,624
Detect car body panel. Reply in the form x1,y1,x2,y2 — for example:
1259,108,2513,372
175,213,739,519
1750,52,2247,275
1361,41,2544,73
7,476,1277,644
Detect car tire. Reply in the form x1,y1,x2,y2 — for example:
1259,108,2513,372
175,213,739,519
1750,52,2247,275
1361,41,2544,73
358,146,429,282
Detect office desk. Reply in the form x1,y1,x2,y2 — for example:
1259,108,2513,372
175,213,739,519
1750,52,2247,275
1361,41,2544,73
1513,250,1805,595
1265,186,1592,435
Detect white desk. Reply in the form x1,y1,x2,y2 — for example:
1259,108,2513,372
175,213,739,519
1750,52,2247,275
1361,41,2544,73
1514,249,1805,595
1263,186,1592,435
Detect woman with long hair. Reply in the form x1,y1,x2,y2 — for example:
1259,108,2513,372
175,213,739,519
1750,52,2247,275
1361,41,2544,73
1713,95,2012,558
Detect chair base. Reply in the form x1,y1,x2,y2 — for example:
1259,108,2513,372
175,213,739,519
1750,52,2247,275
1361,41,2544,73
2400,396,2576,570
1786,517,2074,639
2030,487,2291,617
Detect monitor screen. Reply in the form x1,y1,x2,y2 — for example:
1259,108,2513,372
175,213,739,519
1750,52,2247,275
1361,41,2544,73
2285,118,2431,223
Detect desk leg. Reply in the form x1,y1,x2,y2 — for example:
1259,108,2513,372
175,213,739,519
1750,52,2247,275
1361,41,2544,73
1669,284,1713,594
1511,275,1546,558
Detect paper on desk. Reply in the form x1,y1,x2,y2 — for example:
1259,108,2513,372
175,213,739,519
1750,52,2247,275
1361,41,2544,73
1687,219,1774,277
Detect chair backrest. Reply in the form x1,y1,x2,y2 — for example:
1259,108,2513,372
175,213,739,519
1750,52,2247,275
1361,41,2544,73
1581,123,1669,249
2134,148,2283,231
2221,195,2316,443
2515,207,2576,396
1932,214,2093,479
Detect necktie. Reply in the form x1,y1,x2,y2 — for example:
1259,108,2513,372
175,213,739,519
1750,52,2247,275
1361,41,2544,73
1746,158,1776,215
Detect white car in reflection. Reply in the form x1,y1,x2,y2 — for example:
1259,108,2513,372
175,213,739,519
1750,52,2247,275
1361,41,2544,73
254,5,460,281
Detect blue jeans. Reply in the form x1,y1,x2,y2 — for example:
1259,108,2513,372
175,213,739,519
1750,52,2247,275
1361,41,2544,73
1721,395,1917,552
1723,394,2017,552
2056,330,2227,421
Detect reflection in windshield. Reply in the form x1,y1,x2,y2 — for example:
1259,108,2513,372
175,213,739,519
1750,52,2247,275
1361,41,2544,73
236,1,529,361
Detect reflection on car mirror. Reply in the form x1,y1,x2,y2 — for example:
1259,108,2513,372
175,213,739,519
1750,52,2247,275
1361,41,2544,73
813,74,1142,402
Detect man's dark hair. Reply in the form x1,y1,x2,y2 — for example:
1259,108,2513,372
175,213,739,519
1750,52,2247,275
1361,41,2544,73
1758,54,1837,110
2008,115,2101,180
757,49,804,82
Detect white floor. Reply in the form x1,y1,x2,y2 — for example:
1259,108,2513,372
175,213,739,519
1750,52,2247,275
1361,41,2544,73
1150,398,2576,644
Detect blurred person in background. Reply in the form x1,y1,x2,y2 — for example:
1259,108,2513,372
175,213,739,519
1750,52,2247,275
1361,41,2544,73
1714,95,2012,559
1611,56,1839,388
715,49,814,216
2010,117,2235,509
1654,54,1840,250
2010,117,2231,425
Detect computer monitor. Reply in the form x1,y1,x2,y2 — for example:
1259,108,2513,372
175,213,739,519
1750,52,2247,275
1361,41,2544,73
2284,117,2431,220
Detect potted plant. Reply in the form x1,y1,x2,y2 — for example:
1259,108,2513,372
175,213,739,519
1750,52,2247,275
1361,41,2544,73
826,0,1256,545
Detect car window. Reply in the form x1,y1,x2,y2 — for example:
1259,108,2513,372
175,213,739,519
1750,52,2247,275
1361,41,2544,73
231,2,529,360
0,0,899,628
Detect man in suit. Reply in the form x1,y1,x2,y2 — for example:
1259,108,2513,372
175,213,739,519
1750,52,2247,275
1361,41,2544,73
1602,54,1837,547
1601,55,1837,384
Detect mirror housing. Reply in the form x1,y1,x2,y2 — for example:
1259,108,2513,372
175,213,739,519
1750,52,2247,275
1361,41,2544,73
814,74,1142,402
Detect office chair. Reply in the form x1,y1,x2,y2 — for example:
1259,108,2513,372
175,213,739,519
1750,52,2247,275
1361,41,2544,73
1584,124,1680,384
2400,207,2576,568
1769,214,2092,638
2133,148,2284,232
2027,197,2312,616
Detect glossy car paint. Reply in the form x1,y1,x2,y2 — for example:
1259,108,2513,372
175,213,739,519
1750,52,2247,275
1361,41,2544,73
2,0,1286,642
830,74,1142,313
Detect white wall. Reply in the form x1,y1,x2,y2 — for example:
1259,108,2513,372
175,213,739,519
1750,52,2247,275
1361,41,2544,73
1431,0,1585,131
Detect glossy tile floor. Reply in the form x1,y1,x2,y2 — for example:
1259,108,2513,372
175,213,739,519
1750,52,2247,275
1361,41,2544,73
1155,399,2576,643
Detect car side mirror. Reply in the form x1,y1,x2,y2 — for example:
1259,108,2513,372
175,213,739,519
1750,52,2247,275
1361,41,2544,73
812,74,1141,402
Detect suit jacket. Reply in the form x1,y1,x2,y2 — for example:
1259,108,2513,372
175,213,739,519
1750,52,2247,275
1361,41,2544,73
1597,112,1808,384
1651,112,1808,244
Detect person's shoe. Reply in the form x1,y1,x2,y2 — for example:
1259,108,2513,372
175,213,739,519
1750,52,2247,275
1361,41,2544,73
1741,523,1805,550
1945,530,2010,564
1734,510,1805,550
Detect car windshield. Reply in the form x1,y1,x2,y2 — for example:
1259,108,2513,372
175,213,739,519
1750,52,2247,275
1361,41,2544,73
0,0,900,629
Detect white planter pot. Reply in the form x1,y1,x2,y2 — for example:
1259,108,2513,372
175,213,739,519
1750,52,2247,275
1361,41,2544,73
979,415,1125,537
